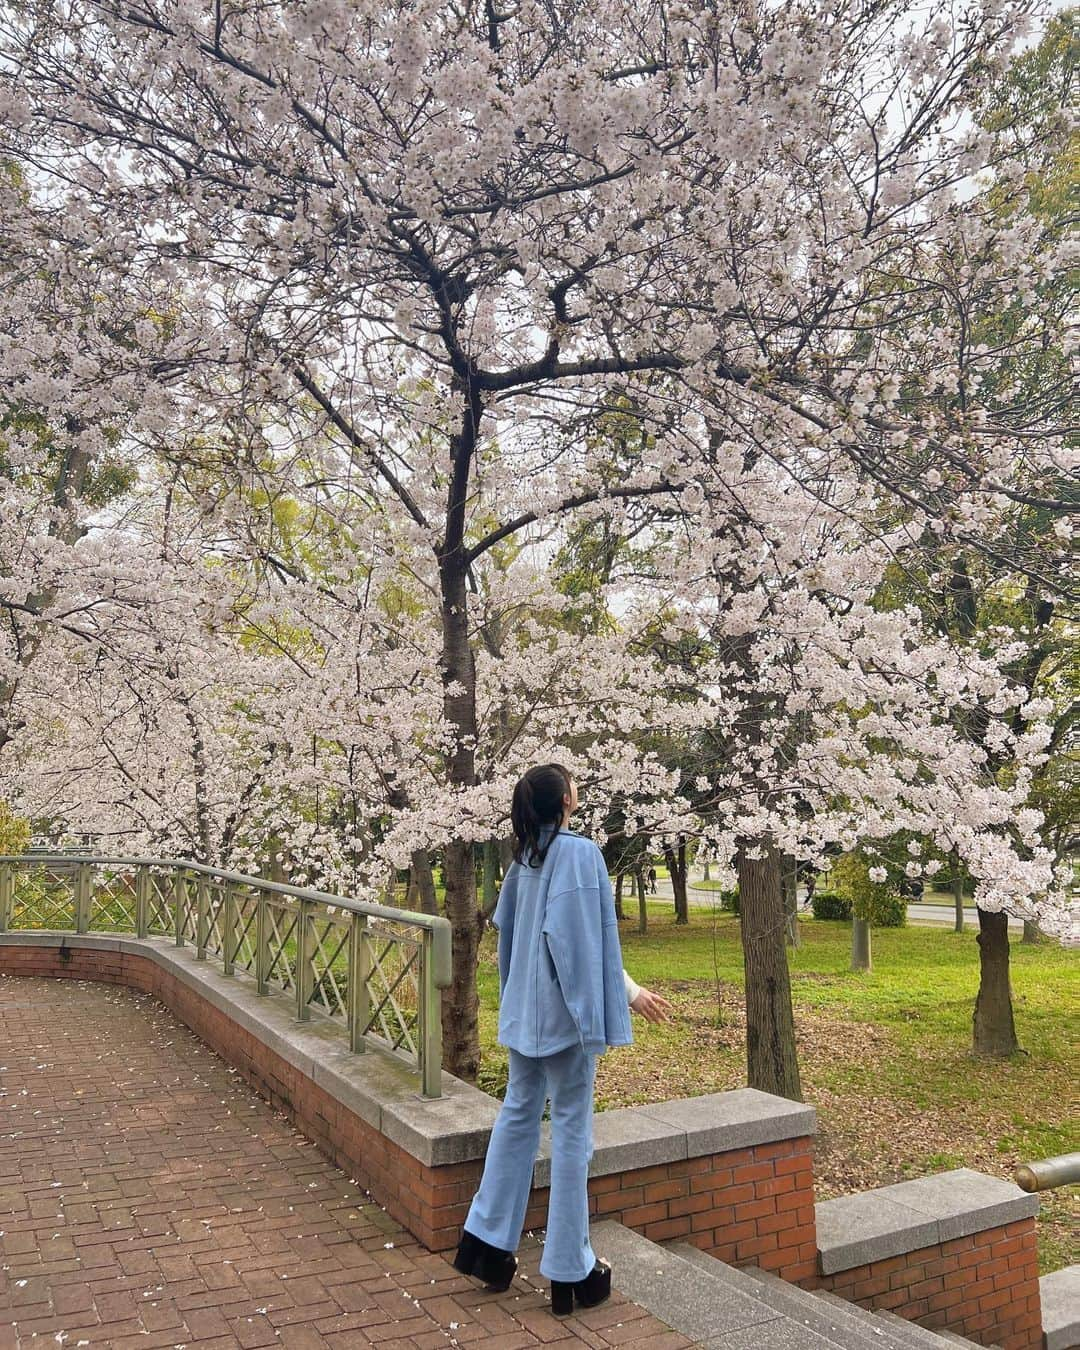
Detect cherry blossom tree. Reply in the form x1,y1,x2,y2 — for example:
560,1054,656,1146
2,0,1074,1085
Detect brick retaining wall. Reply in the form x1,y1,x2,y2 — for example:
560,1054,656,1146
571,1137,815,1282
814,1220,1041,1349
814,1174,1042,1350
0,936,817,1281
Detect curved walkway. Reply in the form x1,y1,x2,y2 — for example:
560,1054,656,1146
0,976,692,1350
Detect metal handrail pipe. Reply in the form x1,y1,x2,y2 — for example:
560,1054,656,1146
1014,1152,1080,1193
0,853,452,987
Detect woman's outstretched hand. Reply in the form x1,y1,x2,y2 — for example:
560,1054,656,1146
629,987,674,1024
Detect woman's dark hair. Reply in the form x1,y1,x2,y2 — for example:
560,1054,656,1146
511,763,572,867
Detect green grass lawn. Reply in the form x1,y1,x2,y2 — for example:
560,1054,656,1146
477,906,1079,1273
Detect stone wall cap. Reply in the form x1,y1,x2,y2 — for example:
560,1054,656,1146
816,1169,1041,1274
1040,1264,1080,1350
869,1167,1040,1241
0,930,126,952
634,1087,817,1158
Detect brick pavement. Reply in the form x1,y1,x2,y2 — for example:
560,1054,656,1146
0,976,696,1350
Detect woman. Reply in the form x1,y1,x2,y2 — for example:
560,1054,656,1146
453,764,672,1316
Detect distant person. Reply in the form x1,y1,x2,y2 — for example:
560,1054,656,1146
647,865,657,894
454,764,672,1315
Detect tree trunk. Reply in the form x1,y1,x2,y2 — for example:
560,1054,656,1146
481,839,499,918
441,839,483,1079
736,842,802,1101
702,860,710,882
408,849,439,916
973,907,1019,1057
851,918,872,971
614,871,625,921
665,842,689,925
437,390,484,1079
1022,919,1040,945
185,707,213,864
636,869,647,933
780,852,801,948
951,849,965,933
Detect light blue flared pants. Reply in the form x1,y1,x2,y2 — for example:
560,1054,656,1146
464,1043,597,1282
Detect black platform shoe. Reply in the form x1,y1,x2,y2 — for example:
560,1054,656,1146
452,1230,517,1292
550,1259,611,1316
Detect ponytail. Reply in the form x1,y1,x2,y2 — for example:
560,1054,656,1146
511,763,571,867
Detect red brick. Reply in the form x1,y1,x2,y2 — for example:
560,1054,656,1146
691,1169,732,1193
621,1201,670,1228
736,1234,779,1260
625,1163,678,1187
756,1212,793,1237
643,1217,693,1242
732,1162,773,1184
737,1197,777,1221
927,1286,964,1314
754,1176,795,1198
668,1155,712,1178
601,1185,643,1211
668,1192,714,1219
643,1179,687,1204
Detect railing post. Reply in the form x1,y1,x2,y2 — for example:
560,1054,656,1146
196,873,209,959
348,913,370,1053
74,863,92,933
222,883,237,975
419,931,443,1099
256,889,270,994
0,862,11,932
295,900,314,1022
174,868,186,947
135,865,150,938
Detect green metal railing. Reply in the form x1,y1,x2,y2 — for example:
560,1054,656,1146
0,854,452,1098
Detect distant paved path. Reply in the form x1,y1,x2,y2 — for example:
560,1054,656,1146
646,879,1025,931
0,976,693,1350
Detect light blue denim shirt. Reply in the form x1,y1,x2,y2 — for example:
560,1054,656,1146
492,828,634,1058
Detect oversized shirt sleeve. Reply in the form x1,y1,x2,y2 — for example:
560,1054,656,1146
541,843,633,1052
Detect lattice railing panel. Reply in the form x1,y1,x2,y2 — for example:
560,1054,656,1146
92,868,137,932
177,874,197,945
231,890,260,976
10,869,76,930
202,880,226,958
264,900,298,995
361,923,422,1059
147,871,174,936
308,914,351,1022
